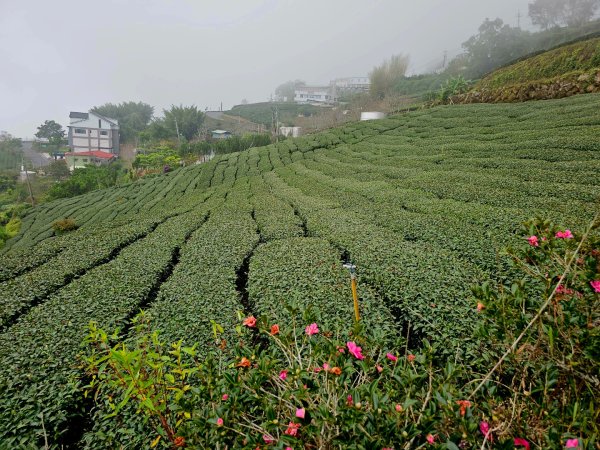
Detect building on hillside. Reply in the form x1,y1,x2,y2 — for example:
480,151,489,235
294,86,336,105
211,129,232,139
330,77,370,94
279,126,302,138
64,150,117,170
67,111,120,154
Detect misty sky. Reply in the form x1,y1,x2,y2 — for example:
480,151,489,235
1,0,531,138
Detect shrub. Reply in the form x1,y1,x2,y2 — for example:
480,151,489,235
52,218,78,234
82,216,599,449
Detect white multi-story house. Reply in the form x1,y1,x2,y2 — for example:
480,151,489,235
67,111,120,154
294,86,336,104
331,77,370,92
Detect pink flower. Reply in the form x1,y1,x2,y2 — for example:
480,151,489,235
556,229,574,239
590,280,600,293
243,316,257,327
347,341,365,360
263,434,275,444
565,439,579,448
395,404,403,412
337,346,345,353
285,448,293,450
426,434,435,444
322,363,330,371
514,437,530,450
313,366,322,373
407,354,416,362
216,417,223,426
386,352,398,362
480,421,493,442
222,394,229,401
279,370,288,380
528,235,539,247
305,323,319,336
346,395,353,406
296,408,305,419
284,421,300,436
376,365,383,373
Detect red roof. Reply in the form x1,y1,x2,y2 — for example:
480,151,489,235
65,151,116,159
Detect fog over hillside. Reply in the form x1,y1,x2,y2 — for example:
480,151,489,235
1,0,530,137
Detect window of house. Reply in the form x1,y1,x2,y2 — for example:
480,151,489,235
100,131,108,135
82,158,89,163
74,128,86,134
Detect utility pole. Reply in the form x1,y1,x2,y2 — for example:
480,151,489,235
21,155,34,206
442,50,448,70
517,9,521,28
173,115,181,146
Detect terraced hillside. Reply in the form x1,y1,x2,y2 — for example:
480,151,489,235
1,94,599,447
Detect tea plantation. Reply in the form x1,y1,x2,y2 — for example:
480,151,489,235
0,94,599,448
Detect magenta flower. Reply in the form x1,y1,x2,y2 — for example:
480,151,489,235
305,323,319,336
279,370,288,380
479,421,493,442
346,395,353,406
296,408,305,419
514,437,530,450
426,434,435,444
263,434,275,444
222,394,229,401
565,439,579,448
386,352,398,362
556,229,574,239
528,235,539,247
347,341,365,360
216,417,223,426
376,364,383,373
591,280,600,293
322,363,330,371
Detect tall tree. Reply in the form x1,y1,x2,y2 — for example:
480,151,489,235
92,101,154,143
528,0,600,29
462,18,530,78
163,105,205,141
35,120,65,145
275,80,306,102
369,54,410,99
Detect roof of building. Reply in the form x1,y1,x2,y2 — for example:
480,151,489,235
69,112,89,119
64,151,116,159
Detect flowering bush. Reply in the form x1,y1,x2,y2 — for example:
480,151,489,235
82,218,599,449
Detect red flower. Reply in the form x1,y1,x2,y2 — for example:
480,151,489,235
263,434,275,444
284,421,301,437
216,417,223,426
528,235,539,247
270,324,280,335
243,316,257,327
173,436,186,447
456,400,471,416
346,395,353,406
279,370,288,380
330,366,342,375
237,357,251,368
514,437,530,450
407,354,416,362
222,394,229,401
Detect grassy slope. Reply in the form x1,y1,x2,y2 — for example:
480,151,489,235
226,102,325,127
0,94,599,446
477,37,600,90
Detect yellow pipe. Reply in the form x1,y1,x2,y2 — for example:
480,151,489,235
351,275,360,322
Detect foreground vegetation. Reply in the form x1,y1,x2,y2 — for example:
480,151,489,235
0,94,598,448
